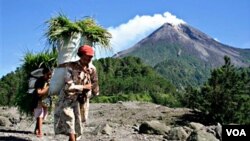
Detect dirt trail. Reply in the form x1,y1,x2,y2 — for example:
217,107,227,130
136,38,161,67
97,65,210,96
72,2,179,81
0,102,195,141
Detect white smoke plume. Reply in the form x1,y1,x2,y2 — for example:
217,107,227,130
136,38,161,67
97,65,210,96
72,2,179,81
95,12,185,58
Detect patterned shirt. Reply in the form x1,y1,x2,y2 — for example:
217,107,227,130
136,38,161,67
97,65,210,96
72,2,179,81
54,61,99,136
64,61,99,99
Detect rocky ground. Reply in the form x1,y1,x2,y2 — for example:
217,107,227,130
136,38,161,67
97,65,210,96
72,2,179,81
0,102,221,141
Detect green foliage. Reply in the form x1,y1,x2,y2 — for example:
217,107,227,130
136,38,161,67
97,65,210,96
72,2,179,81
154,58,210,89
22,49,57,74
45,14,81,46
1,56,180,114
15,50,57,115
76,18,112,47
14,72,33,114
91,56,179,106
129,42,180,66
180,85,202,109
182,56,250,124
91,92,152,103
93,57,176,98
45,14,111,48
0,68,24,106
150,92,181,107
126,42,211,89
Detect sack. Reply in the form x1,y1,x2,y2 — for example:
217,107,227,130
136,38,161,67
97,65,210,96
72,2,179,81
56,33,92,64
57,33,82,64
49,67,66,95
41,95,52,108
49,33,82,95
27,68,44,94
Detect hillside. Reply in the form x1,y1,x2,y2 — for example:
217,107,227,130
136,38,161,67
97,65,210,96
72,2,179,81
114,23,250,88
91,57,179,107
0,57,179,113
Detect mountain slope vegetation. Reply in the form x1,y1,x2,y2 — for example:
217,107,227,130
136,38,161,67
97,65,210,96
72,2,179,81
92,57,179,106
115,23,250,88
0,56,180,114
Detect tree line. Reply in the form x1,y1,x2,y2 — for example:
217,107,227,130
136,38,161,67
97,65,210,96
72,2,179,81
0,54,249,124
181,56,250,124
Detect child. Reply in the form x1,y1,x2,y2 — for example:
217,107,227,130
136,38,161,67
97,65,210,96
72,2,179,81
33,67,51,137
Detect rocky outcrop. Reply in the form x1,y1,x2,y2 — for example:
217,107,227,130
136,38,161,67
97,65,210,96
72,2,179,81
139,120,170,135
0,116,11,127
138,120,221,141
0,102,222,141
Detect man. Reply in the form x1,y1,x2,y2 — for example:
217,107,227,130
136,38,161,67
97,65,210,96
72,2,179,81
54,45,99,141
33,67,52,137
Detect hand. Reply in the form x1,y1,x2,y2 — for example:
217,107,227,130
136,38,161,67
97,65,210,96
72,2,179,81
84,83,92,90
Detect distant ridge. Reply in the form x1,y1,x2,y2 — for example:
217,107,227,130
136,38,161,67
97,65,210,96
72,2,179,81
114,23,250,88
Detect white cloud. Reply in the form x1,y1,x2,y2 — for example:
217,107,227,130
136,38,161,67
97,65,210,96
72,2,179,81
95,12,185,58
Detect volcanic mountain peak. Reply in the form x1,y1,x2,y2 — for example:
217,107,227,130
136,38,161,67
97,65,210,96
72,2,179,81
115,22,250,67
113,21,250,88
163,12,186,27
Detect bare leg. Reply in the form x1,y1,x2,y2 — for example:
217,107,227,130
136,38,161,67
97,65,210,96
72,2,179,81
83,98,90,124
34,119,38,134
69,133,76,141
36,117,43,137
43,107,48,120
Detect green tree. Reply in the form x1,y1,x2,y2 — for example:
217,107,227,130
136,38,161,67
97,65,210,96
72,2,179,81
0,68,24,106
182,56,250,124
92,57,179,107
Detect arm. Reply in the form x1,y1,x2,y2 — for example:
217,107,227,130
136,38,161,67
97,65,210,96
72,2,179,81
90,68,99,96
35,78,49,97
36,82,49,97
68,83,92,91
64,68,92,94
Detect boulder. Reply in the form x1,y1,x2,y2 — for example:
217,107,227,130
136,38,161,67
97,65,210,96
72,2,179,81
187,130,219,141
139,120,170,135
0,116,11,127
165,127,189,141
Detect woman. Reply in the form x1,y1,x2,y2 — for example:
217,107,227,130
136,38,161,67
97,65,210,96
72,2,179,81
54,45,99,141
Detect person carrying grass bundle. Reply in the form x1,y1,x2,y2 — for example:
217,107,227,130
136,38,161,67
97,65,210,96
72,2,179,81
54,45,99,141
33,67,52,137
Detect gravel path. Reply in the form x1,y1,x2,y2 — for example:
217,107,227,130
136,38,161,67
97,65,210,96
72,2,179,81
0,102,193,141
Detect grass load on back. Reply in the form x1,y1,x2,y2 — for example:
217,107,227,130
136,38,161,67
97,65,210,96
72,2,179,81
46,14,111,95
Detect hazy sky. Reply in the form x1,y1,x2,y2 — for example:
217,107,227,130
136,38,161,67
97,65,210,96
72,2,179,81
1,0,250,77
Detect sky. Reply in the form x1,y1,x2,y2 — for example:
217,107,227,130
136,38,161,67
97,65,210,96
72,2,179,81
1,0,250,77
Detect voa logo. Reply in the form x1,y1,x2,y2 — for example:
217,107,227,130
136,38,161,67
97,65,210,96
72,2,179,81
226,129,246,136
